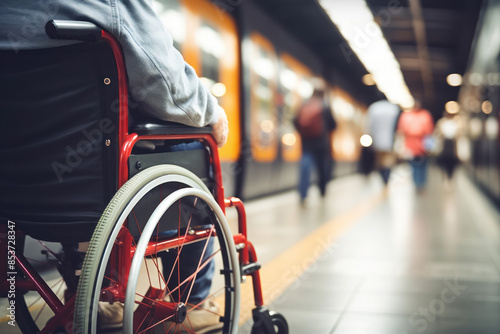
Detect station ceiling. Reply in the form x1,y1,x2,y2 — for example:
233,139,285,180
252,0,484,118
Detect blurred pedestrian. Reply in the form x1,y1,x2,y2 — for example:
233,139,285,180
397,100,435,192
294,89,337,206
435,111,460,181
366,99,401,186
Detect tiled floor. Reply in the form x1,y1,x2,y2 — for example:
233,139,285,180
2,164,500,334
243,165,500,334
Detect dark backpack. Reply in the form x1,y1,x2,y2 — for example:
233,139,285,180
297,100,325,138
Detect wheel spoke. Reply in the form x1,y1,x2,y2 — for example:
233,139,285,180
184,226,215,304
34,277,65,323
186,286,225,317
166,248,220,300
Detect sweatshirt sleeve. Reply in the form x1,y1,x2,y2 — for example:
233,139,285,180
115,0,221,126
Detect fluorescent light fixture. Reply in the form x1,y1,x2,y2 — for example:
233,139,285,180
319,0,414,108
446,73,462,86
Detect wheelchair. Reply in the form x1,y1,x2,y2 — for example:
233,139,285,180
0,20,288,334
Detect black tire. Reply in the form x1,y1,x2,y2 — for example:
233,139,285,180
270,312,288,334
73,165,240,333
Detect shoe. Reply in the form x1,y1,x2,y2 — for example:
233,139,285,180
300,199,307,209
98,301,124,330
162,299,223,333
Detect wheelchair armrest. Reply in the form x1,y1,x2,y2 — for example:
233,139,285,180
132,121,212,136
45,20,102,42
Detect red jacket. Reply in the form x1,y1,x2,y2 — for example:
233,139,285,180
397,109,434,156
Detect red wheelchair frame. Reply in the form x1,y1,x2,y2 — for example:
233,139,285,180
0,21,284,334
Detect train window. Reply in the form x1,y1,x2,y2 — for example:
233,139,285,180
249,33,278,162
153,0,186,51
196,22,224,91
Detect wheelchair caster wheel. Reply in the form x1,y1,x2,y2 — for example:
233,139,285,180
268,312,288,334
251,307,289,334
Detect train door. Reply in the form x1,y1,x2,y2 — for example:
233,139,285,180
248,33,279,163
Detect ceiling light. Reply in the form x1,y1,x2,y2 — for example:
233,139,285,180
282,133,297,146
211,83,227,97
446,73,462,86
482,100,493,114
319,0,413,108
445,101,459,114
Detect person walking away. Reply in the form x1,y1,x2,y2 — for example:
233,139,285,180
367,99,401,186
435,111,460,182
397,101,434,192
294,89,337,206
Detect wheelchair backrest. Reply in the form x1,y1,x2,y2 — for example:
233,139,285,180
0,41,119,242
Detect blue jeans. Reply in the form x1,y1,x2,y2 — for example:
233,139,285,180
410,156,429,189
299,150,331,200
159,141,214,303
299,151,314,200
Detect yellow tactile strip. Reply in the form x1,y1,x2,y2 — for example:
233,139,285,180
0,192,383,330
238,192,385,326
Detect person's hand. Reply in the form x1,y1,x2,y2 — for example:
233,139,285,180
211,107,229,148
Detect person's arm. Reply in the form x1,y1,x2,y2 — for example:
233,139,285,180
396,112,405,135
115,1,228,146
425,110,435,136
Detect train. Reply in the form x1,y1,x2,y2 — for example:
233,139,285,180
152,0,378,199
458,0,500,205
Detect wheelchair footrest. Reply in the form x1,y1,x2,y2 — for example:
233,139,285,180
241,262,261,276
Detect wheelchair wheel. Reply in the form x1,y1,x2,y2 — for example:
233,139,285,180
73,165,240,334
12,290,40,333
9,242,72,334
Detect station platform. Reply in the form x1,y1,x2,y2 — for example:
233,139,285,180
2,164,500,334
235,164,500,334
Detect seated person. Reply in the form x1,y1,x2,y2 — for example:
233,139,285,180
1,1,228,332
